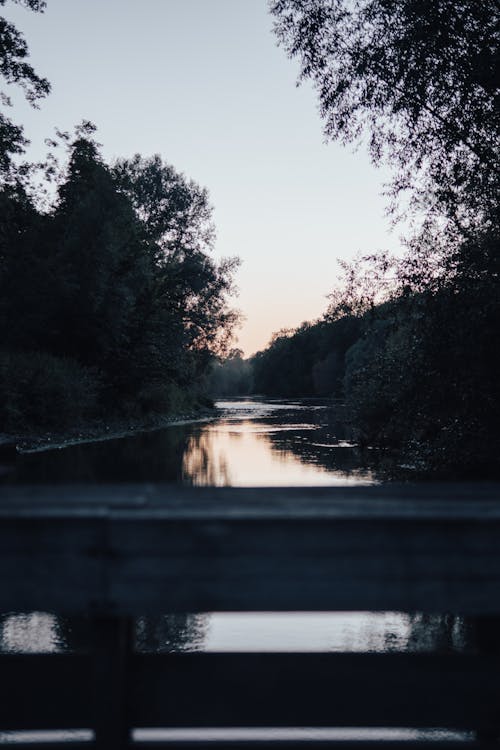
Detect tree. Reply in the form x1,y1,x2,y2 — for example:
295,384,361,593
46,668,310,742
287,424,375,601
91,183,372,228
114,155,240,377
0,0,50,179
48,137,159,402
271,0,499,230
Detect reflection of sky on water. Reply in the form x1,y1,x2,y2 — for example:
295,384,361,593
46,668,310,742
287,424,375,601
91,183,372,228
9,398,380,484
1,611,469,655
182,399,375,487
133,729,473,743
0,727,474,744
203,612,469,653
0,613,63,653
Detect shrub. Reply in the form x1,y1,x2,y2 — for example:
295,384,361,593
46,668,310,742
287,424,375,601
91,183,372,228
0,351,101,432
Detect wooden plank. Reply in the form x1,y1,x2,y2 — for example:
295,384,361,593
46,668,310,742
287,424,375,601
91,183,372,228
1,483,500,518
1,484,500,614
129,743,484,750
109,516,500,614
3,652,498,734
1,516,500,614
1,743,486,750
0,517,106,614
130,653,500,732
0,654,93,730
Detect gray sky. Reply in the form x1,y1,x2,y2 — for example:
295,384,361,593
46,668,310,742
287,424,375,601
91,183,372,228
5,0,401,355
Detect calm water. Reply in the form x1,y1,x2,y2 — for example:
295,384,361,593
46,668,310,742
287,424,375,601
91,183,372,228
6,397,379,485
0,399,473,743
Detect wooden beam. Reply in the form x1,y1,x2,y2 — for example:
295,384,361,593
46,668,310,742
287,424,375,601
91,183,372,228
129,743,486,750
1,742,489,750
1,484,500,615
3,651,499,734
0,654,92,729
130,652,500,731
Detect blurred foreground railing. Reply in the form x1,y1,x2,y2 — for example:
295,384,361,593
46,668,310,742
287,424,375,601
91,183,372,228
1,483,500,749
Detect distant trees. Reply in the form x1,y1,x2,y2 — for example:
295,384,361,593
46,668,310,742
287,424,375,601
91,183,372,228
252,317,361,398
205,349,253,398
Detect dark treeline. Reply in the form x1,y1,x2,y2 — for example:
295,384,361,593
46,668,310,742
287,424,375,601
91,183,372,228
252,316,361,398
0,3,238,434
247,244,500,477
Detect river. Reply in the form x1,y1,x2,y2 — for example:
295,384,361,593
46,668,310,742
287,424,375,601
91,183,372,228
7,397,379,485
0,398,472,743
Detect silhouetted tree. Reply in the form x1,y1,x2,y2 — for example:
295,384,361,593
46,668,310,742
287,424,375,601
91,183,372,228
114,155,240,379
46,138,159,403
269,0,500,477
0,0,50,180
0,133,240,431
271,0,499,229
252,317,361,397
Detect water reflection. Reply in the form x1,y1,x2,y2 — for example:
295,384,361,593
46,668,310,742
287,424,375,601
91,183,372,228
0,612,64,653
0,611,472,655
9,398,379,485
136,614,208,653
182,399,376,486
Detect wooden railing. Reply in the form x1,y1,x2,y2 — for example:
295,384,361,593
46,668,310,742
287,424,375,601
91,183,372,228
1,483,500,748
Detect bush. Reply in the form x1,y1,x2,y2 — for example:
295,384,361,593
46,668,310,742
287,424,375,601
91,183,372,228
136,380,193,416
0,351,101,432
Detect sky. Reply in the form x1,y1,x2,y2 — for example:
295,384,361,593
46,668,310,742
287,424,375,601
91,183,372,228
4,0,403,356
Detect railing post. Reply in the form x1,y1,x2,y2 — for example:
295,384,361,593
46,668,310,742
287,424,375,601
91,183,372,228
93,615,133,748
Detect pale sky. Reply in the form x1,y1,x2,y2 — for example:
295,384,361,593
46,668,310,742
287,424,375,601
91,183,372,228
4,0,402,356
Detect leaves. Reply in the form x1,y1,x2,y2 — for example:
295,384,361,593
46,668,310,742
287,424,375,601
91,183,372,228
0,0,50,180
271,0,499,228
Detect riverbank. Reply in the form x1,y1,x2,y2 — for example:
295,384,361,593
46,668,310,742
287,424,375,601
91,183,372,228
1,407,218,455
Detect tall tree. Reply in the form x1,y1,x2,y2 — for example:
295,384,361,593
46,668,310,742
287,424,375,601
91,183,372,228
49,138,155,394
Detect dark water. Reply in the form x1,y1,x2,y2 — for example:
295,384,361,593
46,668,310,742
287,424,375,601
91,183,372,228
6,398,379,485
0,399,474,743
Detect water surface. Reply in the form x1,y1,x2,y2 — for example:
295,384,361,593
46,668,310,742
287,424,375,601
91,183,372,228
8,398,378,485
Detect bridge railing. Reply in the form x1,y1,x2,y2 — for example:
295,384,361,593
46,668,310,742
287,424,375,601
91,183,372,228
1,483,500,748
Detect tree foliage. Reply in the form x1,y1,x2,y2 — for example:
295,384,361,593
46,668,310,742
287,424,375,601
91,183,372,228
271,0,499,229
114,155,240,368
0,5,239,432
265,1,500,476
0,133,240,430
0,0,50,177
252,316,361,397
